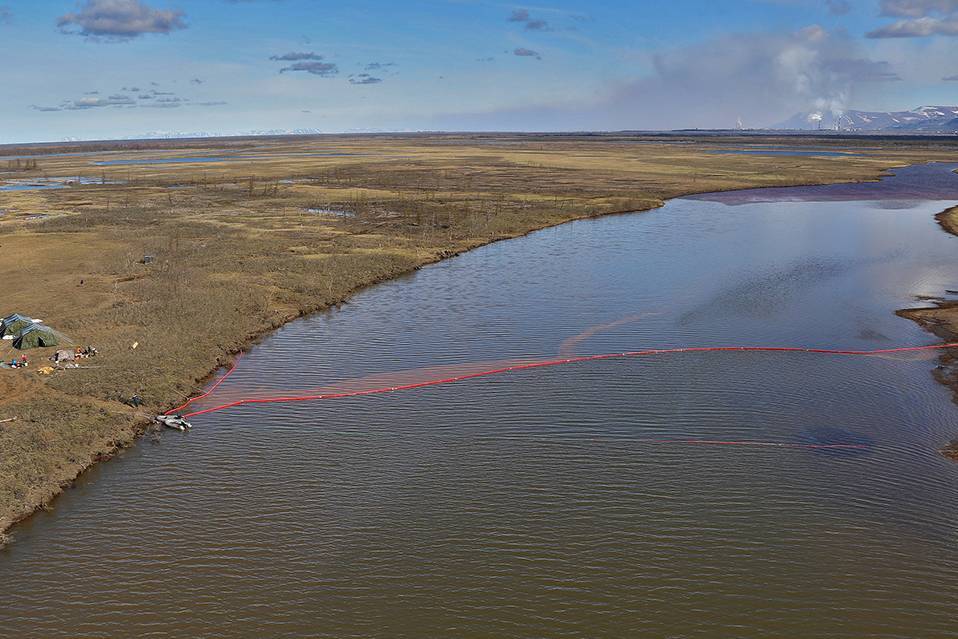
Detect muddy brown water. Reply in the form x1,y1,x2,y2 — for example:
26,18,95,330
4,164,958,638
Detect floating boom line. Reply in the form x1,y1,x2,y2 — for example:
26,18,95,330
170,342,958,420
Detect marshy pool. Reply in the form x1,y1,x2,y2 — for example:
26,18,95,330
305,207,355,217
0,176,124,191
0,180,66,191
4,163,958,638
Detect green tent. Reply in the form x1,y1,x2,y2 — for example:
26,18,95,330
1,314,33,337
13,324,59,350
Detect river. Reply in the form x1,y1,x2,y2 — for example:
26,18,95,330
3,163,958,638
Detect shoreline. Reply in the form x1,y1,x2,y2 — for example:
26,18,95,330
934,204,958,236
2,155,955,545
896,205,958,460
0,201,664,546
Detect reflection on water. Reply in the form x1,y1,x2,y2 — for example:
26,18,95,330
692,161,958,205
0,180,65,191
799,426,876,456
0,176,124,191
305,207,355,217
3,164,958,638
93,155,254,165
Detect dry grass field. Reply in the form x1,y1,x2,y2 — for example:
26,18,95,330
935,204,958,236
2,132,957,539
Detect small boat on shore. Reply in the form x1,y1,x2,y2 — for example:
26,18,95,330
154,414,193,432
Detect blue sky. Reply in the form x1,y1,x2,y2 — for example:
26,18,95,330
1,0,957,142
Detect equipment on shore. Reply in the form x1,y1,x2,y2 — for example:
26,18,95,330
13,324,59,350
0,313,71,350
155,414,193,432
52,349,75,363
1,313,33,338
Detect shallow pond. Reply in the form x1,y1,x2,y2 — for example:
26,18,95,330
4,164,958,638
93,155,255,166
305,207,355,217
0,176,124,191
0,180,66,191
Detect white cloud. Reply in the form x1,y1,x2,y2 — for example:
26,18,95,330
57,0,186,41
870,0,958,37
434,26,901,130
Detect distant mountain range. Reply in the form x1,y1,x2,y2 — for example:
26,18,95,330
131,128,325,140
775,106,958,133
43,108,958,145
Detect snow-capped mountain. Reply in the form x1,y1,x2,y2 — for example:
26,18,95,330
243,128,325,136
135,131,222,139
775,106,958,133
131,128,325,140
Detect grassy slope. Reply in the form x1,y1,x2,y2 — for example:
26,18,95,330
2,133,957,539
936,205,958,236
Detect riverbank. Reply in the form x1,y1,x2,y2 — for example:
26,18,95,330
936,204,958,236
3,133,958,543
897,299,958,460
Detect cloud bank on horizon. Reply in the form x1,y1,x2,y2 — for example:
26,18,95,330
1,0,957,141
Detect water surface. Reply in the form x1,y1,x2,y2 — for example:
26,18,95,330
4,164,958,638
93,155,255,166
0,176,123,191
0,180,66,191
305,207,355,217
